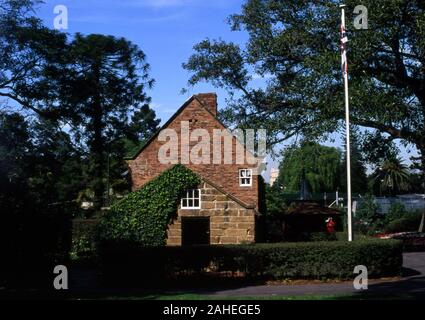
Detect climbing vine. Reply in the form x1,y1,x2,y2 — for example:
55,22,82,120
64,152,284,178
96,164,200,246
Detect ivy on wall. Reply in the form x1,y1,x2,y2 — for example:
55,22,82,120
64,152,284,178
96,164,201,246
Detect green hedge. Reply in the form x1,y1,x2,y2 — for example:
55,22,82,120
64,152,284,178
96,164,200,246
99,239,403,286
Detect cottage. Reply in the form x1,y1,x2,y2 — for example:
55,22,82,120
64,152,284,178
126,93,263,246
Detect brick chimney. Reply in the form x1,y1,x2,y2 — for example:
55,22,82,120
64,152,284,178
196,93,217,117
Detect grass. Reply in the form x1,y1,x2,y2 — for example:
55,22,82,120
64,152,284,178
90,292,422,300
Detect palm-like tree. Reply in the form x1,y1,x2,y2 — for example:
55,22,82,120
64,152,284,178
372,157,410,196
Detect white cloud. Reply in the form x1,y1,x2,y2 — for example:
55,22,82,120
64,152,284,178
252,73,273,80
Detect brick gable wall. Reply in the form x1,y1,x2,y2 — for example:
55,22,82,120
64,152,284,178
127,95,260,209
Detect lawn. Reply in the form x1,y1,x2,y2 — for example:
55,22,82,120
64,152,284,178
92,292,421,300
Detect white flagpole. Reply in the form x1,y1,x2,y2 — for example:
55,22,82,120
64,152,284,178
340,4,353,242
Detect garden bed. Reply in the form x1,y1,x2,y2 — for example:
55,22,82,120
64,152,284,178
376,232,425,252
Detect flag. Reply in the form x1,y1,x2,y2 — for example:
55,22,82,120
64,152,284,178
340,11,348,75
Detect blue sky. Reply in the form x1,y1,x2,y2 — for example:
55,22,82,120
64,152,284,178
35,0,418,179
36,0,247,119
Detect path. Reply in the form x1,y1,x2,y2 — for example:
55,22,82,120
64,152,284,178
198,252,425,297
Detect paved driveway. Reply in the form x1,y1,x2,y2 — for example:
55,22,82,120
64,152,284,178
201,252,425,297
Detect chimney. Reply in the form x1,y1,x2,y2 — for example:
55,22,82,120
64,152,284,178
196,93,217,117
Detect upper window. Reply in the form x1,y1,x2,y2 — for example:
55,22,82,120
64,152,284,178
181,189,201,209
239,169,252,186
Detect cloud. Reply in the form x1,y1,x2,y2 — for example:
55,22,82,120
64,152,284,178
251,73,273,80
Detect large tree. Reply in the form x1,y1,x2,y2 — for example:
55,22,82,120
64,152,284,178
0,0,68,118
184,0,425,185
62,34,157,208
340,128,368,194
275,141,341,194
1,1,160,208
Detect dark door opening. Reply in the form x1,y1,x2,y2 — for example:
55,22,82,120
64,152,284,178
181,217,210,246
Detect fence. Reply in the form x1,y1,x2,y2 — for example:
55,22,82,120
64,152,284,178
367,196,425,214
280,192,425,214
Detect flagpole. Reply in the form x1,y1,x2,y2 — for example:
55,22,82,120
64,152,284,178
340,4,353,242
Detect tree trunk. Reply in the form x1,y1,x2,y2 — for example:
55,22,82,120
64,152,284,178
90,62,105,210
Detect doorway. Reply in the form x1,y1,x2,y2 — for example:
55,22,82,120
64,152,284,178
181,217,210,246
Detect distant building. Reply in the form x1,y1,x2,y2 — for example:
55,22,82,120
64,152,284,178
269,168,280,186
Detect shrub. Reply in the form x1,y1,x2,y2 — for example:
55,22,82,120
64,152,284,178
356,194,378,224
308,232,337,242
386,202,408,223
384,212,423,233
96,164,200,246
99,239,403,286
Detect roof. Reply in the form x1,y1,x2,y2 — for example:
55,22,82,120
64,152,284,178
285,201,342,215
125,94,257,161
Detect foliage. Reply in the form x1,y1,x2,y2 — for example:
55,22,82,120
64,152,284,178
340,128,368,194
96,164,201,246
356,194,378,224
70,235,93,261
264,184,287,217
0,0,68,119
384,212,423,233
100,239,403,285
370,156,411,196
354,194,379,235
275,141,341,193
386,202,408,223
1,1,160,208
184,0,425,182
61,33,158,208
0,0,160,287
307,232,337,242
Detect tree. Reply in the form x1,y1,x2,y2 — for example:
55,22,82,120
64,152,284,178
59,33,156,208
370,156,411,196
0,0,68,119
340,128,368,194
275,141,341,194
184,0,425,190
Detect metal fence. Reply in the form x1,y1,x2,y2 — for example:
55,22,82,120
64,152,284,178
366,196,425,214
280,192,425,214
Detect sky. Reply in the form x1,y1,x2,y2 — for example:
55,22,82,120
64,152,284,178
36,0,247,118
34,0,418,181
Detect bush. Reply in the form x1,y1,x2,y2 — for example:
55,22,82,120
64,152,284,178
96,164,200,246
385,212,423,233
386,202,408,223
308,232,337,242
356,194,378,224
99,239,403,286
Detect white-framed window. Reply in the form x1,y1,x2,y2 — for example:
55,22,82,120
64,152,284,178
239,169,252,186
181,189,201,209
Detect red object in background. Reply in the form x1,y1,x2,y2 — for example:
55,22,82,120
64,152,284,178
326,218,336,234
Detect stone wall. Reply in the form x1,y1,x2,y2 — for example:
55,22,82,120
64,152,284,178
167,181,256,246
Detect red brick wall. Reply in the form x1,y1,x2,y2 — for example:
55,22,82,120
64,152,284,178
127,95,259,209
